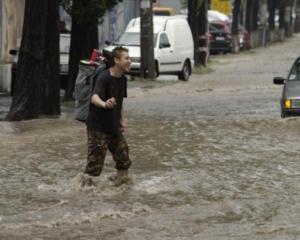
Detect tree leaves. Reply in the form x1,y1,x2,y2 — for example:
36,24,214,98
60,0,121,24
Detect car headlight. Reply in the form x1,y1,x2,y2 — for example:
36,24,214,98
284,99,292,108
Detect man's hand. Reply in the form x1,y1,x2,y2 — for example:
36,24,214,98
91,95,116,109
105,97,116,109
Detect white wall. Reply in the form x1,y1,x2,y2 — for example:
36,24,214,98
0,64,11,92
0,0,25,92
1,0,25,62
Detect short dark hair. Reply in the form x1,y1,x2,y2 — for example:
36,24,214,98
112,46,129,60
102,46,129,67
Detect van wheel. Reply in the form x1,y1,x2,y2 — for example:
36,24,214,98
178,60,191,81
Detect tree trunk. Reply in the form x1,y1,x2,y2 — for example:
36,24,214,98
245,0,253,32
279,5,285,29
5,0,60,121
252,0,259,30
232,0,241,53
287,0,296,37
64,16,98,100
198,0,208,65
40,0,60,115
268,0,276,30
188,0,200,66
259,0,267,46
246,0,259,32
291,0,297,34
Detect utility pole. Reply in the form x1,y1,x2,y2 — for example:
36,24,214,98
140,0,155,79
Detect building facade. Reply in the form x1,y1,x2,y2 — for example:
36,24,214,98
0,0,25,92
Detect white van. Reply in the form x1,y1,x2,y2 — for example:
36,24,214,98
106,16,194,81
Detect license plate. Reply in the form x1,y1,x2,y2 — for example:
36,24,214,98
292,100,300,108
216,36,225,40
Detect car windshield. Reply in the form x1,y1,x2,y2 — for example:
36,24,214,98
288,60,300,81
116,32,157,46
209,22,230,33
211,23,225,31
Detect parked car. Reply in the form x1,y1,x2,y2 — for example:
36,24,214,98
207,10,250,51
273,57,300,118
208,21,232,53
233,24,251,50
227,23,251,50
10,33,70,95
105,16,194,81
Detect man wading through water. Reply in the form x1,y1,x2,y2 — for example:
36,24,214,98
83,46,132,187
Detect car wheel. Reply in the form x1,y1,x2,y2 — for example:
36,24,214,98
178,60,191,81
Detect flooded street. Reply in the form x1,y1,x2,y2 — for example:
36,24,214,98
1,35,300,239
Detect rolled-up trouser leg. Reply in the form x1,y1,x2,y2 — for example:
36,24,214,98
84,128,108,176
108,133,131,171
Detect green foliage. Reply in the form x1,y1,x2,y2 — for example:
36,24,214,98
181,0,204,10
181,0,188,8
60,0,121,24
196,0,204,10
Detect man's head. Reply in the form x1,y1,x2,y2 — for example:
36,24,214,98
111,46,131,73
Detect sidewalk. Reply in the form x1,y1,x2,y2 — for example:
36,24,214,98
2,33,299,120
0,76,178,120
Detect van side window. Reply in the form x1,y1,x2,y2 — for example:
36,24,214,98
159,33,171,48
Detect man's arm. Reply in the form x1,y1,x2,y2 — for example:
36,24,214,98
91,94,116,109
120,107,126,132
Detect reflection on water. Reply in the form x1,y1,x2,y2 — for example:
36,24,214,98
0,115,300,239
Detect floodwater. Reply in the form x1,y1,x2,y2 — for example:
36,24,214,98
1,101,300,239
1,36,300,239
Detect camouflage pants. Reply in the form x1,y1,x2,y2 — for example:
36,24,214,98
84,128,131,176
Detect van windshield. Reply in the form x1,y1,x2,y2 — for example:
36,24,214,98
116,32,157,47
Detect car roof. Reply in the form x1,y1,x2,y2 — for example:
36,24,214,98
208,10,230,22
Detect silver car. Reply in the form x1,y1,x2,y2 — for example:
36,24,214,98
10,34,70,95
273,57,300,118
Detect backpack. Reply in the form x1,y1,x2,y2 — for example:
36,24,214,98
74,60,106,122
